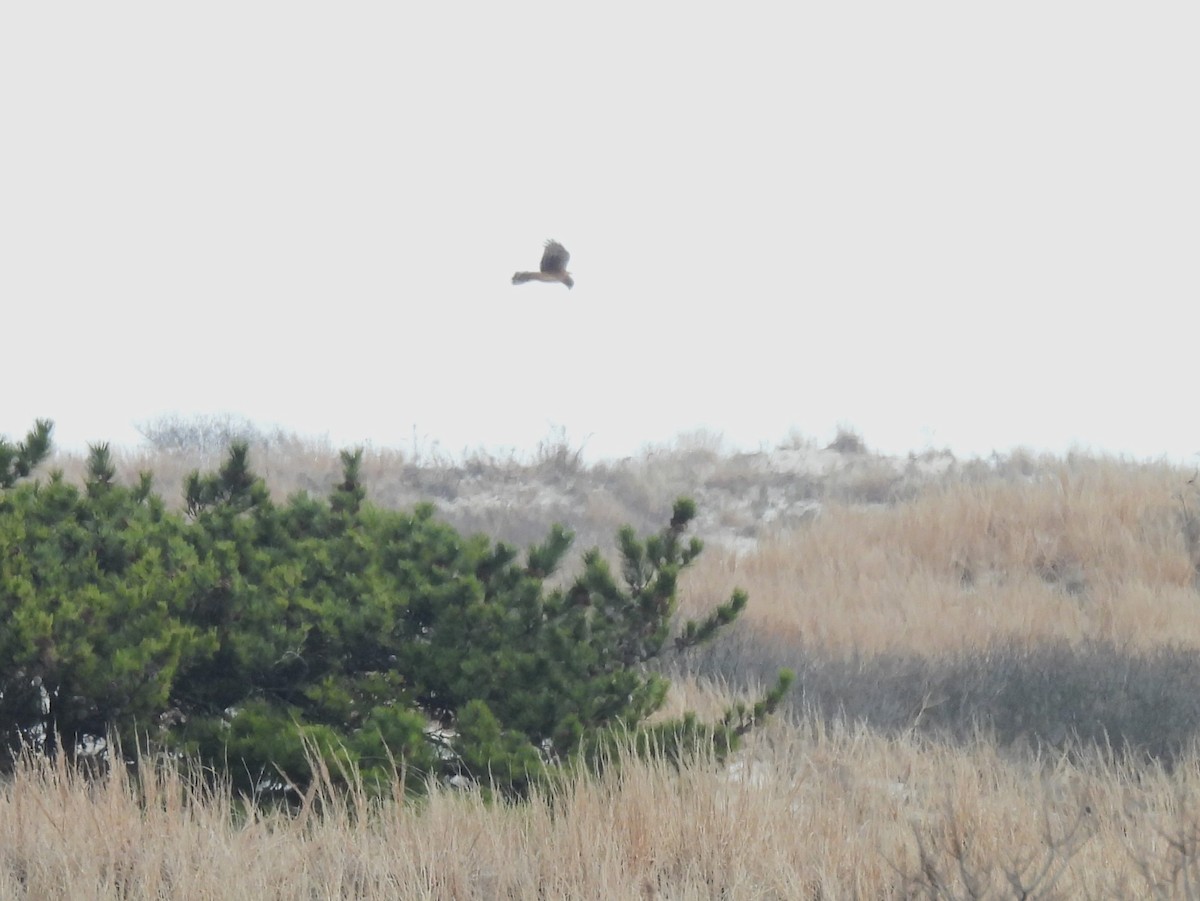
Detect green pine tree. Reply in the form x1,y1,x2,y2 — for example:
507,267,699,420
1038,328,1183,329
1,425,793,798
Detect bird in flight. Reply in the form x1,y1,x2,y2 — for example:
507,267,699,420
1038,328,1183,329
512,239,573,289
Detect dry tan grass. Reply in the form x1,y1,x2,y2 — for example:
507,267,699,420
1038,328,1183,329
682,456,1199,655
13,437,1200,897
6,722,1200,898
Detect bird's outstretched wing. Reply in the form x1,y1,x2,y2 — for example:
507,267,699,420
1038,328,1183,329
540,240,570,274
513,239,574,288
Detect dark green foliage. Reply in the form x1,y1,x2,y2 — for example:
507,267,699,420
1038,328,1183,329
183,441,269,516
0,419,52,488
1,425,787,797
0,443,215,763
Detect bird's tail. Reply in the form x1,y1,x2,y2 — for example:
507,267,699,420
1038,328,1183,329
512,271,538,284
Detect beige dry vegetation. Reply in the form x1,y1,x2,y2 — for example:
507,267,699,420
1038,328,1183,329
683,455,1200,655
12,427,1200,898
7,724,1200,898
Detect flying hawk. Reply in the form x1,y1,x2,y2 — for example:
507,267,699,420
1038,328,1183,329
512,239,573,289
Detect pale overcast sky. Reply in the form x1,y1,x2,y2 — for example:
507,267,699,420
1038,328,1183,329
2,4,1197,462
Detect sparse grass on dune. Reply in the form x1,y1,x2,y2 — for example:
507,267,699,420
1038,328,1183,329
44,424,987,554
18,427,1200,897
683,456,1197,655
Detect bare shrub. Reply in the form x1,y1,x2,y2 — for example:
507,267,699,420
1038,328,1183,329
827,425,868,454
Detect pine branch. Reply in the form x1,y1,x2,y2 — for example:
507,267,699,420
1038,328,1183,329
0,419,53,488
